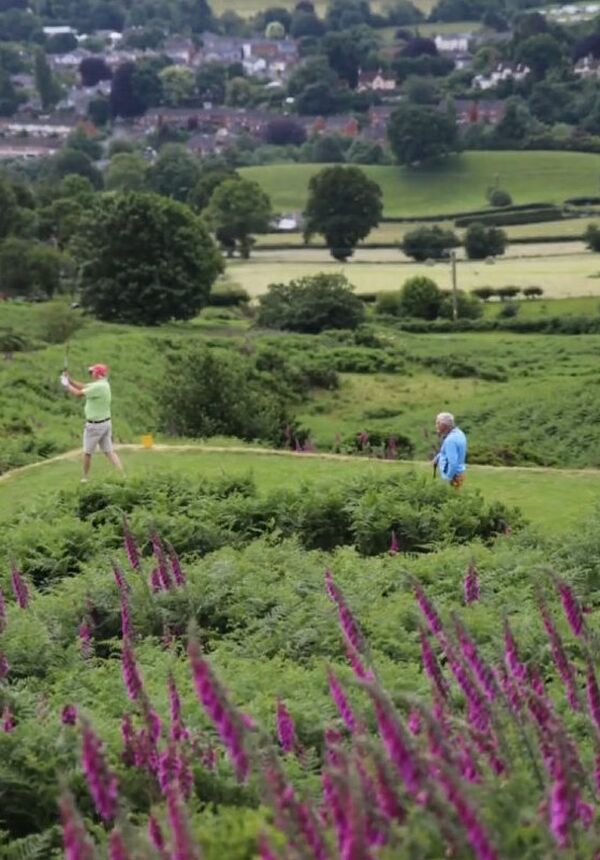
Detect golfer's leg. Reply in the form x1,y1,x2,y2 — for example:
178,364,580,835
82,423,94,481
82,453,92,479
100,421,123,472
106,451,124,472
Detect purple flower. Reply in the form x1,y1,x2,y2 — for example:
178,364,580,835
166,781,200,860
587,661,600,737
0,588,6,633
121,638,143,701
108,829,130,860
59,790,95,860
556,579,585,639
151,531,172,591
10,564,29,609
258,834,279,860
454,619,497,702
322,769,348,850
112,562,129,593
120,592,133,640
369,691,423,800
540,601,580,711
150,567,161,593
0,652,9,680
61,705,78,726
346,645,373,681
549,754,573,848
2,705,15,733
81,722,119,822
503,619,527,681
188,639,249,782
167,542,186,586
122,516,141,572
390,530,399,555
276,698,297,754
464,562,480,605
414,583,444,639
79,620,93,658
327,669,357,733
437,768,499,860
420,629,449,700
407,710,421,735
148,815,166,856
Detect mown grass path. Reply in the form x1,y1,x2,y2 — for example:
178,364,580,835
1,444,599,534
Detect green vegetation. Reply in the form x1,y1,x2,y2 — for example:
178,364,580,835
241,152,600,218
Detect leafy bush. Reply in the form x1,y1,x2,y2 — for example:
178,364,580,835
438,290,483,320
257,273,366,333
523,286,544,298
488,188,512,207
158,344,294,445
0,328,30,352
35,301,83,344
498,302,519,318
207,285,250,307
584,223,600,252
472,286,496,301
464,223,507,260
455,207,562,228
397,275,442,319
402,225,459,261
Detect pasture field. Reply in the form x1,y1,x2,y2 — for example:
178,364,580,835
2,445,600,535
226,244,600,297
241,151,600,218
211,0,439,16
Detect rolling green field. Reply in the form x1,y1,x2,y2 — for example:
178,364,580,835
1,446,599,536
227,244,600,298
241,151,600,218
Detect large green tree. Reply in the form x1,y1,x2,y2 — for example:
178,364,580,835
0,238,64,298
104,152,148,192
257,273,365,332
303,165,382,261
388,103,459,165
147,144,201,202
34,48,61,110
72,192,223,325
206,177,272,258
464,223,507,259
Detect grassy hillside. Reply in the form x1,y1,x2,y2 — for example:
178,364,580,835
241,151,600,217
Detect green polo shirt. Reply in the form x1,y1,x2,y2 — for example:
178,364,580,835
83,379,111,421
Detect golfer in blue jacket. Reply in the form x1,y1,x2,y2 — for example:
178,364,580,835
433,412,467,488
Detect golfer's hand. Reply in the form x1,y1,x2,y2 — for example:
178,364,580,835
60,372,69,389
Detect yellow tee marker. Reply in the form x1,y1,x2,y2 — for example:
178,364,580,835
141,434,154,449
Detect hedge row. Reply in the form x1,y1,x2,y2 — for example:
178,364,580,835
381,201,553,224
386,315,600,334
455,207,563,228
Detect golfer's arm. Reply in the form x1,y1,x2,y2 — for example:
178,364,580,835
69,378,85,391
67,382,84,397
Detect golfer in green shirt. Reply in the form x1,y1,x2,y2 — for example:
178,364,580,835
63,363,123,482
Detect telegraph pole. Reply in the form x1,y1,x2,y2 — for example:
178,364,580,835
451,249,458,321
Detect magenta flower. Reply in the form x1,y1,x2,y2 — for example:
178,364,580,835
0,588,6,633
59,790,95,860
346,645,373,681
61,705,78,726
369,691,423,800
463,562,480,605
390,530,399,555
151,531,172,591
148,815,167,856
112,562,129,593
556,579,585,639
79,620,93,658
587,661,600,737
121,638,143,701
375,764,405,824
166,781,200,860
108,829,130,860
2,705,15,733
455,619,497,702
420,629,449,700
540,601,580,711
438,768,499,860
549,756,573,848
327,669,357,733
167,542,186,586
407,710,421,735
503,619,527,681
414,583,444,639
276,698,297,754
120,592,133,640
0,652,9,680
10,564,29,609
258,834,279,860
188,639,249,782
324,568,340,602
81,722,119,822
122,516,141,572
149,567,161,593
322,769,349,850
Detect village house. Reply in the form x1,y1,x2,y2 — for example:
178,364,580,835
454,99,506,125
0,115,78,139
357,68,396,93
472,63,530,90
574,54,600,79
199,32,299,80
0,138,60,160
434,33,471,53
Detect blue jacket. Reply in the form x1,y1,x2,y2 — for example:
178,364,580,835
435,427,467,482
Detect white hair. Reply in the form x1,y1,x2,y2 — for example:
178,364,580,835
436,412,455,428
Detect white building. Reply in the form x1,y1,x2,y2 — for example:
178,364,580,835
435,33,471,53
473,63,530,90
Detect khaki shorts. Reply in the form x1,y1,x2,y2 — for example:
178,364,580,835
83,420,113,454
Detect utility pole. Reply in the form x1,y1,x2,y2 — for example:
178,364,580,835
451,249,458,321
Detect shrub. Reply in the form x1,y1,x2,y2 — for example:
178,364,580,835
584,223,600,252
207,285,250,307
498,302,519,318
257,273,365,333
0,328,30,352
472,287,496,301
402,225,459,261
375,290,403,316
398,275,442,319
523,286,544,298
488,188,512,207
464,223,507,260
438,290,483,320
455,207,562,228
35,301,83,344
158,344,295,446
496,286,521,301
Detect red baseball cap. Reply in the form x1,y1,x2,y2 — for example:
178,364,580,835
88,364,108,378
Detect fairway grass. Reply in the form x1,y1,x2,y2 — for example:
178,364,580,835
227,245,600,298
241,152,600,218
1,446,599,537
